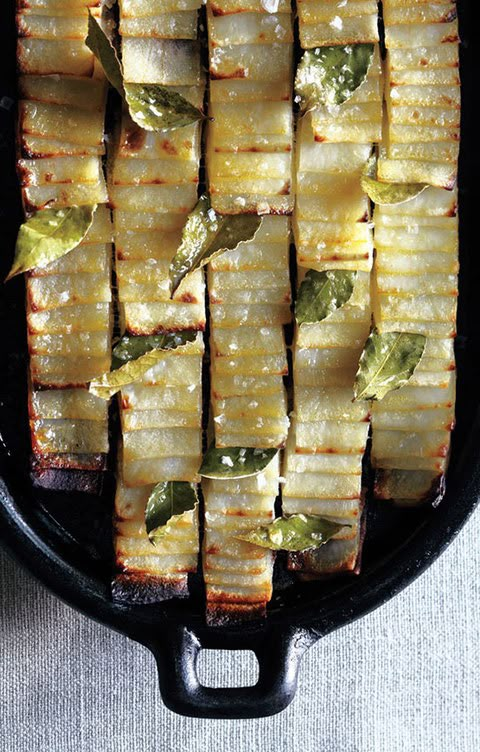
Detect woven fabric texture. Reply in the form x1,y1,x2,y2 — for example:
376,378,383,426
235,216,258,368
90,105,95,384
1,508,479,752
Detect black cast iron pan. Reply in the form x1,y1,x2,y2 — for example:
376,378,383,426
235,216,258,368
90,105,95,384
0,0,478,720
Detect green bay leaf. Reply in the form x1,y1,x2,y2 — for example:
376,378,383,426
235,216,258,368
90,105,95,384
169,194,263,295
295,43,374,111
354,330,427,402
86,11,203,131
295,270,357,325
235,514,345,552
199,445,278,480
146,481,198,546
6,205,96,280
125,83,204,132
85,10,124,95
361,155,427,205
90,331,198,399
111,331,197,370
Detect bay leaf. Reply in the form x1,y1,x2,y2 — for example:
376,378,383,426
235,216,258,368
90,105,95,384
90,331,198,399
169,194,263,295
85,9,124,95
199,445,278,480
145,481,198,545
235,514,345,552
125,83,204,132
361,155,427,205
111,331,197,370
354,330,426,402
6,205,96,281
86,11,203,131
295,270,357,325
295,44,374,111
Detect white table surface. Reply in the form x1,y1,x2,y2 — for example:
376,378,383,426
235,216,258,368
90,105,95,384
1,507,479,752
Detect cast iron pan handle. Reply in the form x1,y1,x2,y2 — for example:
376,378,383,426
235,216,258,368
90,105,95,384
145,623,316,719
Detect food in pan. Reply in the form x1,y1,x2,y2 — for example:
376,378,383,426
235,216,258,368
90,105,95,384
11,0,460,624
16,0,112,493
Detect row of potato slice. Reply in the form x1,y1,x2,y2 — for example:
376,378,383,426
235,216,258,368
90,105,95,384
17,0,113,491
111,1,206,601
15,0,460,622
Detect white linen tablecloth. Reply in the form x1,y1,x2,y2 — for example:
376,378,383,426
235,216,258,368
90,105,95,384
1,507,479,752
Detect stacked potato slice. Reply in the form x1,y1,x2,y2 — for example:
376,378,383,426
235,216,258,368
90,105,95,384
204,219,290,618
283,278,371,576
378,0,460,188
28,207,113,393
204,230,290,618
283,31,383,575
17,0,101,77
118,334,204,488
203,0,293,621
203,455,279,625
113,462,200,602
113,336,203,601
208,217,291,449
111,0,204,601
297,0,379,48
205,1,293,447
118,0,200,39
295,119,375,273
371,3,460,505
17,1,112,489
207,0,294,215
310,45,383,146
372,189,458,338
113,0,205,337
112,110,205,335
371,189,458,505
17,2,108,211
